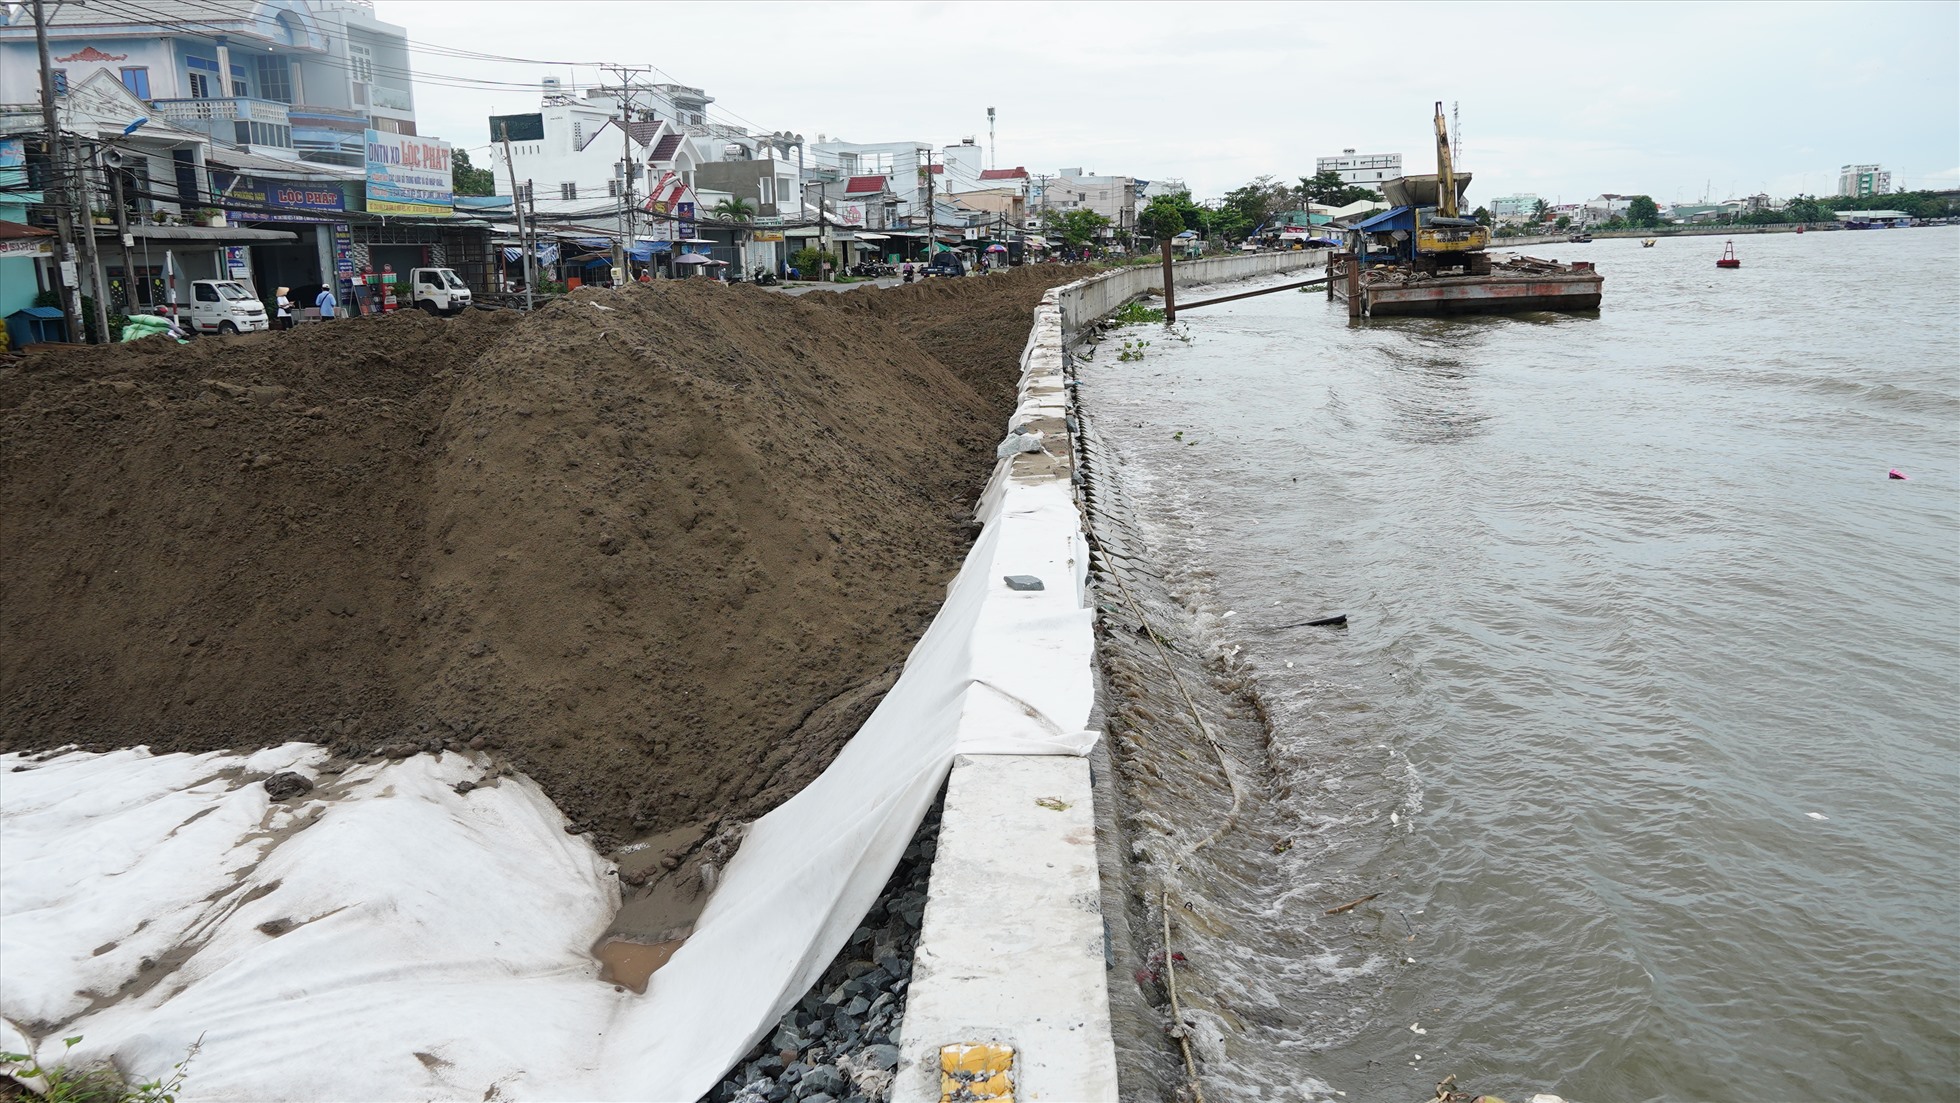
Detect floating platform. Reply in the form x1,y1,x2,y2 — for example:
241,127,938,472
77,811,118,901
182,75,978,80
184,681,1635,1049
1332,253,1602,316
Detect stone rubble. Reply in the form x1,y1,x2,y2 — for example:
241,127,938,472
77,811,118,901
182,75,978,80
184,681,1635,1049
703,801,941,1103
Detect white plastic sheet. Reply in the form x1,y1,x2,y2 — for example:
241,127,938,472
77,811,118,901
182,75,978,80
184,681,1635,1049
1,295,1098,1100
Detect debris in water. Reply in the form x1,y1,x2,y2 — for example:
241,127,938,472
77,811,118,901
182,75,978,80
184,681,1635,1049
1806,811,1829,821
1411,1023,1427,1035
1325,891,1381,915
1276,613,1348,629
1888,468,1909,480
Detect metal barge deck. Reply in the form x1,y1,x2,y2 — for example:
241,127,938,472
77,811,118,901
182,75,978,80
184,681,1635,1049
1330,253,1603,317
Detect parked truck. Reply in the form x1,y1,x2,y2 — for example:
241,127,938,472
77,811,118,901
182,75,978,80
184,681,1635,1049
406,267,473,315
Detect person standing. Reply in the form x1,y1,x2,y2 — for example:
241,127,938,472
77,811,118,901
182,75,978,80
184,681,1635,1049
275,287,292,330
315,283,338,320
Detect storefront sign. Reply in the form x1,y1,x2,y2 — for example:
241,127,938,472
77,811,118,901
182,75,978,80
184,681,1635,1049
751,231,785,242
215,173,348,222
364,130,452,216
0,237,53,258
676,201,695,239
333,224,354,278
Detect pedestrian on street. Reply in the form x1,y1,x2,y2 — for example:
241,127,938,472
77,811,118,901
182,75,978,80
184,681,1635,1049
275,287,292,330
316,284,338,320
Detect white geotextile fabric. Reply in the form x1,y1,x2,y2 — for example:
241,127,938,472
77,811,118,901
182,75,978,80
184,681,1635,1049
0,297,1096,1101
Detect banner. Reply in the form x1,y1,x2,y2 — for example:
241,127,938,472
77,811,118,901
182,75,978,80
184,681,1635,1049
214,173,348,222
365,130,453,216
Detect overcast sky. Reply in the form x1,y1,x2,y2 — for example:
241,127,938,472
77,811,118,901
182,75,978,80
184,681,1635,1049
386,0,1959,205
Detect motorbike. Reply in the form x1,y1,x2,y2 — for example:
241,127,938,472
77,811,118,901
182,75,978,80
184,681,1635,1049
752,268,779,286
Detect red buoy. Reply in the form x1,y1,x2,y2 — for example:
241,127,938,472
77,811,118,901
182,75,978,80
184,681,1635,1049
1716,241,1741,269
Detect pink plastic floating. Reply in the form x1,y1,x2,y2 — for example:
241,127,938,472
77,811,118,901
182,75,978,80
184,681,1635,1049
1888,469,1909,480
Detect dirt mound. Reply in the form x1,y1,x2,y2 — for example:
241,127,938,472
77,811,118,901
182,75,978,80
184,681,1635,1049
0,273,1073,845
809,265,1094,410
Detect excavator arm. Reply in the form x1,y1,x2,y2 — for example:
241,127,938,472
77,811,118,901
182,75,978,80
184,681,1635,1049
1434,100,1458,219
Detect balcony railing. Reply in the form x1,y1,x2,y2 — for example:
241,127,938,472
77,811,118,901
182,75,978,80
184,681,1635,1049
152,96,290,126
150,97,293,149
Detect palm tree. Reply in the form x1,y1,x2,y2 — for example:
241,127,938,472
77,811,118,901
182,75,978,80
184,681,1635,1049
1532,197,1550,223
711,197,756,276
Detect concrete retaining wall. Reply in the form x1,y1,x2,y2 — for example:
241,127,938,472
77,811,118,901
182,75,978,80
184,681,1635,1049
1058,250,1328,335
896,256,1330,1101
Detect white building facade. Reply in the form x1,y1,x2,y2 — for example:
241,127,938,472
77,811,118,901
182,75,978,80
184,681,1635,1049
1837,163,1892,197
1317,149,1402,186
1489,193,1542,223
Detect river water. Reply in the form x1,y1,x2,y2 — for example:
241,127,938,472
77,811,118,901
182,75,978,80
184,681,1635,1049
1076,229,1959,1102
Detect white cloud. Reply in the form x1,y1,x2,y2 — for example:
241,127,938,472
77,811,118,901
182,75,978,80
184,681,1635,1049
383,0,1960,204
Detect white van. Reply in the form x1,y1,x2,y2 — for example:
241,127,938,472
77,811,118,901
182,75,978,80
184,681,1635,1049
178,280,270,335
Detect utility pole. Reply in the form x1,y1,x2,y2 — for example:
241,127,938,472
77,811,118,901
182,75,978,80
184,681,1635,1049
603,65,649,283
31,0,83,341
924,147,936,264
499,123,533,311
107,156,140,311
74,133,110,342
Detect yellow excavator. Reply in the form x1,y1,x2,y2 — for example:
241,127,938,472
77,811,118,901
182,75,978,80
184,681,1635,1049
1355,101,1493,275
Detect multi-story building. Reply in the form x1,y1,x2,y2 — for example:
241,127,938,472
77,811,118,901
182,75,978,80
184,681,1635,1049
0,0,477,316
1317,149,1401,186
1581,193,1633,223
1046,171,1137,238
1838,163,1892,197
1489,194,1542,223
810,138,931,221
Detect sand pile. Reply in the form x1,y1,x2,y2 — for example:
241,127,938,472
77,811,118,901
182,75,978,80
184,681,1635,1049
0,273,1075,846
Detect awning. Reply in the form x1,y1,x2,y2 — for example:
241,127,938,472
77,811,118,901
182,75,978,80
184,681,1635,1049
105,225,301,244
854,232,889,241
673,253,713,265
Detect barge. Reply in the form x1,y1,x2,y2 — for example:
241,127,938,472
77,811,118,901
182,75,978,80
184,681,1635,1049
1335,253,1603,316
1328,102,1605,317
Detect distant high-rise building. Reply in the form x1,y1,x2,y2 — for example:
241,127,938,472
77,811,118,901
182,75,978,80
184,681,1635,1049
1838,164,1893,197
1490,194,1542,222
1317,149,1402,186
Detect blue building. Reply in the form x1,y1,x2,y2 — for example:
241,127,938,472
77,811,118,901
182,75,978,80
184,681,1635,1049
0,1,483,321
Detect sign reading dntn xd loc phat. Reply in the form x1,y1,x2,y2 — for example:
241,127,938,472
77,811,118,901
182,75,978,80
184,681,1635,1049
364,130,453,216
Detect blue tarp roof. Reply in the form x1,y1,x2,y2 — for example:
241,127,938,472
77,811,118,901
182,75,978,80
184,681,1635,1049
1355,206,1416,233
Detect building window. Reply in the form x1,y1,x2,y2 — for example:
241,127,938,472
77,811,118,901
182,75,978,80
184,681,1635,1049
231,65,248,97
234,121,291,147
561,182,577,200
255,56,291,103
573,122,584,148
348,44,373,85
187,55,218,98
119,67,150,98
51,69,68,96
516,181,534,204
607,179,620,198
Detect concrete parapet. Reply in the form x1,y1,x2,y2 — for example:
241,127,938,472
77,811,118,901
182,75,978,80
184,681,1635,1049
1057,250,1328,335
898,256,1327,1098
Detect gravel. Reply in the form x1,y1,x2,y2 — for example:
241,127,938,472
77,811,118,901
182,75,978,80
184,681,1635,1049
702,798,941,1103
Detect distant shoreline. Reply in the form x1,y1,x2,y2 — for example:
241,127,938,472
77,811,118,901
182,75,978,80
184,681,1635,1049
1493,222,1929,246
